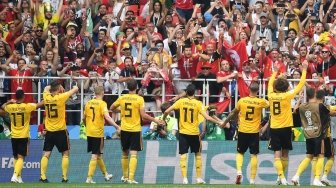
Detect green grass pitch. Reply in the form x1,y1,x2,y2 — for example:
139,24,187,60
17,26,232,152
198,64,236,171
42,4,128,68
0,184,319,188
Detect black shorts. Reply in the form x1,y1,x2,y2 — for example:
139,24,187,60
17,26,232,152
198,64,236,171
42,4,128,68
179,133,201,155
11,138,29,157
324,137,335,158
237,132,259,155
120,131,143,151
306,137,324,156
87,136,104,154
268,127,293,151
43,130,70,152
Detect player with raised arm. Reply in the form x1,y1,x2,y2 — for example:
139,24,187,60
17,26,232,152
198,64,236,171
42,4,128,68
3,90,43,183
110,79,164,184
268,60,308,185
85,86,121,183
39,81,79,183
163,84,225,184
223,82,269,185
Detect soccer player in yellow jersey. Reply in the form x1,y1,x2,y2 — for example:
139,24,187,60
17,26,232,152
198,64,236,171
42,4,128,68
223,82,269,185
84,86,121,183
39,81,79,183
268,60,308,185
2,90,43,183
163,84,225,184
110,79,164,184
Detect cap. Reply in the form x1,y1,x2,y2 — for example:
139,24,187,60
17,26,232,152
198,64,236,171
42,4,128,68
260,12,268,18
141,60,149,65
66,22,78,29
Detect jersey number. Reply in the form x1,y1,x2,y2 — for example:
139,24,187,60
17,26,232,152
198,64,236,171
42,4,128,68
45,104,58,118
11,113,24,127
90,107,95,122
245,106,255,121
125,103,132,117
273,102,281,115
183,108,194,123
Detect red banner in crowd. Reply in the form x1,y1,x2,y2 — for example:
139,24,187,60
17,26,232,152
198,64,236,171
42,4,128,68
222,40,248,71
216,99,231,114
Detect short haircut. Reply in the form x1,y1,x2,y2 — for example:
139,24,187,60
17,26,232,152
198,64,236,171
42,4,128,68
249,82,259,93
50,81,60,93
306,87,316,100
316,89,325,100
15,90,24,100
186,84,196,96
274,77,289,92
94,86,104,95
127,79,137,91
160,102,171,113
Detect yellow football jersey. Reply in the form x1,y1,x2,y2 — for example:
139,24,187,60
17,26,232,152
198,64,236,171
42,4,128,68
112,94,144,132
84,99,109,137
173,97,205,135
268,70,307,129
236,97,269,133
4,103,36,138
43,91,71,131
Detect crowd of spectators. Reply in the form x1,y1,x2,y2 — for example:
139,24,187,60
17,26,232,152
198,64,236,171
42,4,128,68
0,0,335,130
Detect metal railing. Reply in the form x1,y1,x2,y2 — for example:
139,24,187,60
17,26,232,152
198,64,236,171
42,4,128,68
1,75,335,125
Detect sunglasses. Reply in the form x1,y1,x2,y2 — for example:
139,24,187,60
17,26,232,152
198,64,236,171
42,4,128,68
36,30,43,32
201,67,211,70
322,51,329,53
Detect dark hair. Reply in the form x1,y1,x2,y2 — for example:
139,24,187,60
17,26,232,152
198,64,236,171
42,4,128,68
127,79,137,91
186,84,196,96
274,77,289,92
50,81,60,93
183,44,192,50
124,56,133,63
288,28,297,35
316,89,325,100
249,82,259,93
160,102,171,113
153,1,163,12
306,87,316,100
17,58,26,64
155,40,163,46
15,90,24,100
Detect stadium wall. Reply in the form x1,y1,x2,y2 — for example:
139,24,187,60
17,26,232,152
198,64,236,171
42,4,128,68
0,140,335,185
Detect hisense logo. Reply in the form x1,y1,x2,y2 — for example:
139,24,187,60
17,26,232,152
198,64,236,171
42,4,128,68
1,158,40,168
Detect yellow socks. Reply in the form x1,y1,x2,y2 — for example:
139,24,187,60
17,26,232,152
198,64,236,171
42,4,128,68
296,157,312,176
250,155,258,180
281,157,289,174
121,155,129,179
236,153,244,175
129,155,137,181
195,154,202,178
180,154,187,178
315,156,324,179
274,158,285,179
88,159,97,178
97,158,107,176
62,156,69,180
311,158,317,175
40,156,49,179
323,158,334,176
13,158,23,177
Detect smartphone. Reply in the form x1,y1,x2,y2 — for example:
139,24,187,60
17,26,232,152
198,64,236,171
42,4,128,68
149,47,159,52
233,14,237,22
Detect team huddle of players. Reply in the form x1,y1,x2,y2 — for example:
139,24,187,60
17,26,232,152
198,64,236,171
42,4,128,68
3,59,335,185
